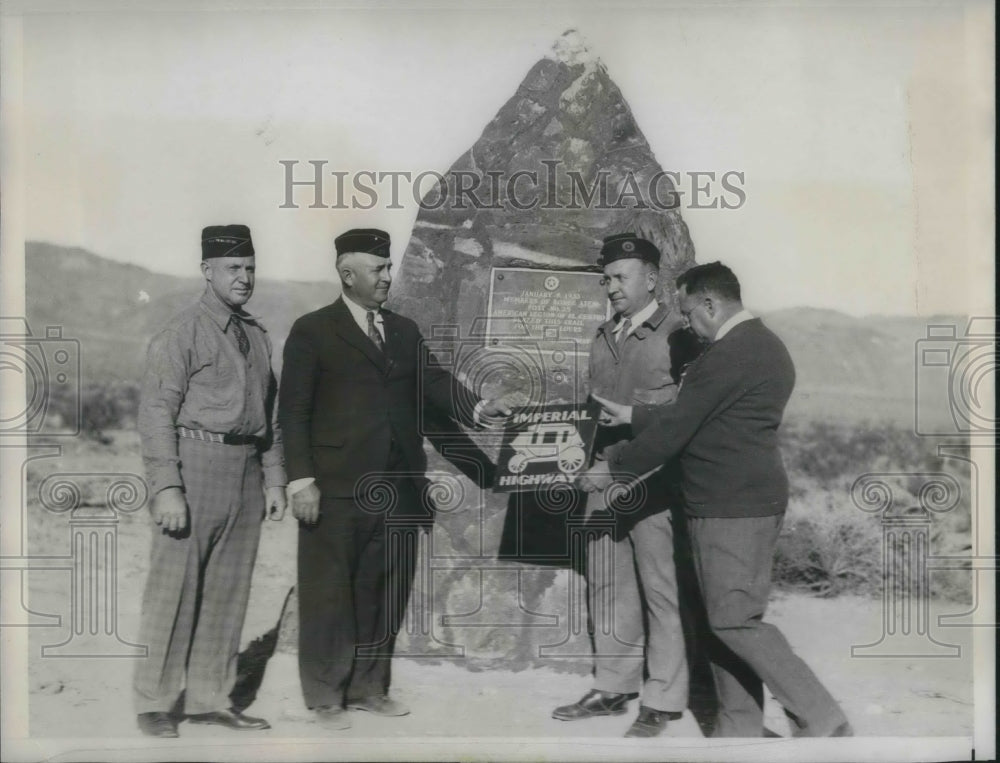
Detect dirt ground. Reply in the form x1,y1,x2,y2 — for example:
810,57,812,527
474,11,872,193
11,433,980,759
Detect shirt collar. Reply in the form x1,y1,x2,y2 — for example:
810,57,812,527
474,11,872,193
199,287,260,331
613,298,659,334
714,309,754,341
342,293,383,326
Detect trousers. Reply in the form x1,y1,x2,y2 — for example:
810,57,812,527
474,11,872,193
688,513,848,737
587,508,688,711
133,437,264,714
297,476,421,709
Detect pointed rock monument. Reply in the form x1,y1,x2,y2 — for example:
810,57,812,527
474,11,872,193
384,32,705,678
391,29,697,336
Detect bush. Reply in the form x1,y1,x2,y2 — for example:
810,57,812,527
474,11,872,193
53,381,141,443
776,493,883,597
781,420,940,489
776,421,973,603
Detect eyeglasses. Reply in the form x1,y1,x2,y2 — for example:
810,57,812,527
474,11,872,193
679,299,708,327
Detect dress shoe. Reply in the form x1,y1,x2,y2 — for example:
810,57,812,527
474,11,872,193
624,706,683,737
186,708,271,730
137,711,179,738
346,695,410,716
313,705,351,730
551,689,638,720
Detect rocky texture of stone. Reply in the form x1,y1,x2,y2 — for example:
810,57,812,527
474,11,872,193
390,29,697,334
378,31,703,675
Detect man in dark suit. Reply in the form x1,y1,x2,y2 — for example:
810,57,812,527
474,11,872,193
278,228,509,730
579,261,851,738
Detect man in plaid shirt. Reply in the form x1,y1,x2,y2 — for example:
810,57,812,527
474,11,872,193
134,224,286,737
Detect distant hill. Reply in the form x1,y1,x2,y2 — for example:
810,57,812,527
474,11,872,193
763,307,963,428
24,242,962,428
25,241,337,383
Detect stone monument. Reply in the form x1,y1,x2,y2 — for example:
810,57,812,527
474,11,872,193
386,29,699,672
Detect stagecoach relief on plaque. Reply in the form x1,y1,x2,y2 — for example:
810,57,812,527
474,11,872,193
493,403,600,493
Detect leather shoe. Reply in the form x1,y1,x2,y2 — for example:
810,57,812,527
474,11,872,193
137,711,179,738
313,705,351,730
186,708,271,730
624,706,683,737
552,689,638,720
346,695,410,716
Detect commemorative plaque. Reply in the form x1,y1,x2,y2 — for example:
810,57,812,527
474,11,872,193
480,267,610,406
485,268,610,358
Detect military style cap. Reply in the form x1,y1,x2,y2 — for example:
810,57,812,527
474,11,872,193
598,233,660,267
335,228,391,258
202,224,255,260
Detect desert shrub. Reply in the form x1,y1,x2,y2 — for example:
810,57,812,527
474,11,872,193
776,422,973,603
927,565,974,606
80,387,120,443
776,494,883,597
80,382,140,442
781,420,938,489
41,380,140,440
114,382,141,423
42,383,79,432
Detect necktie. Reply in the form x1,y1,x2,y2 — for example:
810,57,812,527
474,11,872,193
367,310,384,352
617,317,631,347
232,318,250,357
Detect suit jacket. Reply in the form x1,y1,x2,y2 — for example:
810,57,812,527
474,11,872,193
278,298,478,506
609,318,795,518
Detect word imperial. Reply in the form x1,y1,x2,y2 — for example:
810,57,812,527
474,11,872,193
511,409,594,426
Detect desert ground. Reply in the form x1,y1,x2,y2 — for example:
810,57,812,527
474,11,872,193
14,430,978,760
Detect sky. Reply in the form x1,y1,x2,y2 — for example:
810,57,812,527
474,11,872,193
3,0,995,316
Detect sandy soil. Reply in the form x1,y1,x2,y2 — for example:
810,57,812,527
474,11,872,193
12,433,979,758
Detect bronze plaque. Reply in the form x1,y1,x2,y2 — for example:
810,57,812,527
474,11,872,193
479,267,609,404
485,268,609,353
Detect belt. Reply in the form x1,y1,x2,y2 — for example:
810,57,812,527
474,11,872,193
177,426,263,447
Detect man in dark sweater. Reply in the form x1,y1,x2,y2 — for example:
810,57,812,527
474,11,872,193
578,261,851,738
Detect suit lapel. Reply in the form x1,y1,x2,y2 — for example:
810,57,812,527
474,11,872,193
596,319,620,361
331,298,386,373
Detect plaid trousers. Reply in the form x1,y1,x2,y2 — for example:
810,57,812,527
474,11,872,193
133,437,264,715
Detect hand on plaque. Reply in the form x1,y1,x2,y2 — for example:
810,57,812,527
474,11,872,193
478,397,513,428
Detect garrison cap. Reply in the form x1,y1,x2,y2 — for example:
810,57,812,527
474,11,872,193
201,224,254,260
335,228,391,258
598,233,660,267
